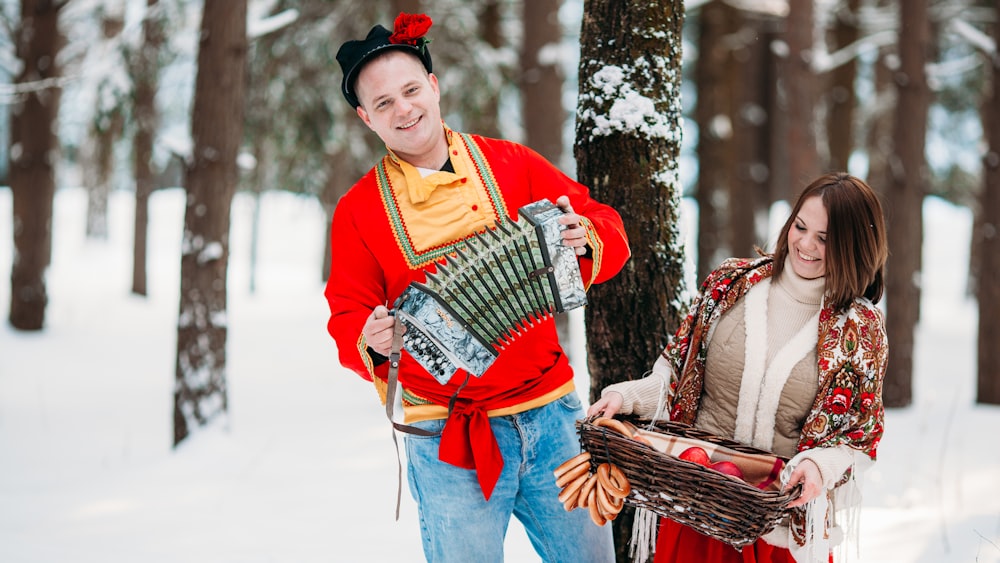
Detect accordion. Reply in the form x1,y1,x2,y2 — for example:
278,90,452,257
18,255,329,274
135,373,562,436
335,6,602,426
393,199,587,384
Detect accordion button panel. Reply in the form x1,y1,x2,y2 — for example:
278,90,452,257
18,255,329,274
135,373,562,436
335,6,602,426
393,198,588,385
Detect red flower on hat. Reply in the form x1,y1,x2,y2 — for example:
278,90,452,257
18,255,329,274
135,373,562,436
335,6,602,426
390,13,432,46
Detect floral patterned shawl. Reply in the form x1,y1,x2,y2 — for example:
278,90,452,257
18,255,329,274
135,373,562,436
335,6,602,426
662,256,888,551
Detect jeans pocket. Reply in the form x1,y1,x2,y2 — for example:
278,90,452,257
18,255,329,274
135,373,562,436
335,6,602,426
403,418,446,439
554,391,583,415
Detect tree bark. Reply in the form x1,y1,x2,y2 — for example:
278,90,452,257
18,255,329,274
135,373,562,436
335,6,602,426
391,0,420,16
8,0,63,331
729,11,772,256
978,1,1000,405
173,1,247,445
865,38,895,203
522,0,571,349
576,1,686,560
783,0,819,190
825,0,860,172
522,0,565,166
85,10,126,240
885,0,931,408
316,5,383,283
695,0,733,282
462,0,504,139
131,0,164,297
319,148,355,282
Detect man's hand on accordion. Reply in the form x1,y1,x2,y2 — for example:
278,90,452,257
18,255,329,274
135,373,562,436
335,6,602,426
363,305,399,356
555,195,589,256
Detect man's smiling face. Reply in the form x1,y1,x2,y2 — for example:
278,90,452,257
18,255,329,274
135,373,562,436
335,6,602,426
355,50,446,169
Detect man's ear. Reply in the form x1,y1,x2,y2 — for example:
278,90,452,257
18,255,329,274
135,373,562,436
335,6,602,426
429,72,440,102
357,105,373,129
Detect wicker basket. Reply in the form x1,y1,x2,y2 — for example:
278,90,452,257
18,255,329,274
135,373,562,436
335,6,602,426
577,416,801,549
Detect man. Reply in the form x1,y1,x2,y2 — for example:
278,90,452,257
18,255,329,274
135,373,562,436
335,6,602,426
326,13,630,562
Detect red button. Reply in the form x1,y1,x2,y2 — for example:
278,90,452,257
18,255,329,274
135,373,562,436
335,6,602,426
472,205,478,211
452,150,459,156
461,178,467,183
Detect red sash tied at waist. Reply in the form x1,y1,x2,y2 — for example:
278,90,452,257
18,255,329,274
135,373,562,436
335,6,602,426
438,400,503,500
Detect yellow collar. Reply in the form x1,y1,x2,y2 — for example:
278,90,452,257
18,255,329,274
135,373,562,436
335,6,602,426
386,126,467,204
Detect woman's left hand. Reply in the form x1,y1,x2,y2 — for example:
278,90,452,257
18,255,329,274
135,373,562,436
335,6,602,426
783,459,823,508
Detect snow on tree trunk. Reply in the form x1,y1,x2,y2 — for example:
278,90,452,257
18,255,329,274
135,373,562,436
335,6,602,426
173,0,247,446
884,0,931,408
83,9,126,241
574,1,686,560
8,0,62,331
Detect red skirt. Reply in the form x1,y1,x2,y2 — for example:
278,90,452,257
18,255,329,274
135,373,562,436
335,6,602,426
653,518,802,563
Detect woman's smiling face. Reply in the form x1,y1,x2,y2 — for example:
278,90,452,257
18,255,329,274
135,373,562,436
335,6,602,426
787,195,828,279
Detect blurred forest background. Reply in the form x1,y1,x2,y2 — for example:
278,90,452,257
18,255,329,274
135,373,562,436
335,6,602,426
4,0,1000,560
3,2,1000,555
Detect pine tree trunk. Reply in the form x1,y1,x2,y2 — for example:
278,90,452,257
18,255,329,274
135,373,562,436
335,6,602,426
391,0,420,16
885,0,930,408
765,20,790,205
978,1,1000,405
522,0,571,348
825,0,860,172
173,1,248,446
85,11,126,241
784,0,819,188
8,0,62,331
522,0,564,166
729,11,771,256
865,39,895,203
131,0,163,297
575,1,686,560
473,1,504,139
86,109,124,239
695,0,733,282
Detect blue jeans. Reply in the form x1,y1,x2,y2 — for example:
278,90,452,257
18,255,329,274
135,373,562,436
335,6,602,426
404,392,614,562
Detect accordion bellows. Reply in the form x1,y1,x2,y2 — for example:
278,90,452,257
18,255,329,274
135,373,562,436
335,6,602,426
394,199,587,384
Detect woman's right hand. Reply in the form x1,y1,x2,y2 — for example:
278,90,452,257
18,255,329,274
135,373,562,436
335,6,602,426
587,391,624,418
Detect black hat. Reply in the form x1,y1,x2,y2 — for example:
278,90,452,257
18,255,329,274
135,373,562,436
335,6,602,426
336,14,434,109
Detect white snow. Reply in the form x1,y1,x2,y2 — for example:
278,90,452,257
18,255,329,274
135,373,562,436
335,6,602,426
582,63,679,141
0,186,997,562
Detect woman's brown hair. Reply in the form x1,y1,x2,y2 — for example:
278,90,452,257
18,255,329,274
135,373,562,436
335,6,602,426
773,172,888,311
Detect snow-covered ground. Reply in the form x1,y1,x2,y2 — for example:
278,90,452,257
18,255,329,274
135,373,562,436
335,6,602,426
0,186,997,562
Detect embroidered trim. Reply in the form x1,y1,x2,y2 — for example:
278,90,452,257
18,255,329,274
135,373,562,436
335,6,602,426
375,134,508,269
357,333,376,379
402,386,429,406
581,217,603,287
458,132,508,219
373,374,389,404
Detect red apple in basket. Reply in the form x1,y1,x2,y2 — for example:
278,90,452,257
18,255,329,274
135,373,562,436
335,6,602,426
678,446,711,466
708,460,745,480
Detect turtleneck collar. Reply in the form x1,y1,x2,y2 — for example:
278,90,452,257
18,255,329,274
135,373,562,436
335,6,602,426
774,255,825,305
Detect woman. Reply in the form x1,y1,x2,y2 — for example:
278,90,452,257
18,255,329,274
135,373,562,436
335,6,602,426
588,173,889,563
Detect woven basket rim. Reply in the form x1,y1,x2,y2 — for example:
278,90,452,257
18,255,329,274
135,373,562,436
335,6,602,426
577,416,802,549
